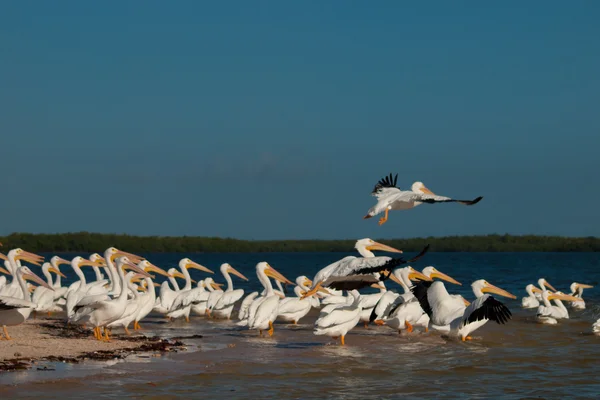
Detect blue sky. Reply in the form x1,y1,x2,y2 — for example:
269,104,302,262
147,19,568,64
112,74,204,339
1,2,599,239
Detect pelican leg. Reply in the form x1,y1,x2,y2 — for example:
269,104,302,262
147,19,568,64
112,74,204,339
340,335,345,346
425,327,429,333
378,208,389,226
463,336,473,341
406,321,413,333
293,320,297,325
268,321,274,337
363,322,369,329
374,319,385,326
103,327,111,342
185,316,190,323
205,309,211,318
47,312,52,317
125,326,132,335
3,326,11,340
93,327,98,340
259,329,263,337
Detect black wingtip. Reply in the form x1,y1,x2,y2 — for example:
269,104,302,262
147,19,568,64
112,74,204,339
408,244,430,263
371,172,399,194
464,196,483,206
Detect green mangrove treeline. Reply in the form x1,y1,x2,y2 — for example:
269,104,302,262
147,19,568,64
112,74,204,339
0,232,598,253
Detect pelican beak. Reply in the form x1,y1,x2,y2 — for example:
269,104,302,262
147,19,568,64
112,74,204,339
483,283,517,299
548,292,581,302
17,251,44,266
531,287,543,294
389,272,404,286
122,259,151,277
23,270,53,290
264,264,294,285
420,186,435,195
56,257,72,266
227,265,249,281
143,262,171,277
80,260,104,268
370,282,385,289
462,297,471,306
0,253,7,261
186,261,214,274
171,271,186,279
303,278,313,288
0,265,10,275
576,283,594,289
542,280,557,292
48,267,67,278
366,241,403,254
93,256,107,267
153,282,161,287
429,270,461,285
408,268,433,282
211,282,223,290
114,250,145,264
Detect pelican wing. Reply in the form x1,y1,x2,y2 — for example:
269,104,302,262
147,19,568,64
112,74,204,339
371,173,399,197
419,194,483,206
462,295,512,326
0,295,37,310
73,293,111,312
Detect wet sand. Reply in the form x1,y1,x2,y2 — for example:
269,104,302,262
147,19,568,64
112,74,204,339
0,317,184,371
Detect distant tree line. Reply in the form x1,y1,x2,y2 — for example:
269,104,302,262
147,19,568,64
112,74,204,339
0,232,598,253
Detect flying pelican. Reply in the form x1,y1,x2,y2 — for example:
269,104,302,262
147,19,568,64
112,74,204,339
0,266,53,339
167,259,214,322
206,263,249,319
412,279,516,341
568,282,593,310
69,257,150,341
247,262,294,337
302,239,428,298
536,290,580,324
277,276,320,325
314,290,362,345
363,173,483,225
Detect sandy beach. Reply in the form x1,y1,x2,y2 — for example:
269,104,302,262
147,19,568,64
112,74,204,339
0,317,184,370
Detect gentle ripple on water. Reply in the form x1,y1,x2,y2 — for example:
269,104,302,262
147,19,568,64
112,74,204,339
1,252,600,399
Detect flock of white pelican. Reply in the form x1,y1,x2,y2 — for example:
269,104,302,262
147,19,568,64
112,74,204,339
0,173,597,345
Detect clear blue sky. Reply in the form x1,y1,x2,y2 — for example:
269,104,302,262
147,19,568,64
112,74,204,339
1,2,599,239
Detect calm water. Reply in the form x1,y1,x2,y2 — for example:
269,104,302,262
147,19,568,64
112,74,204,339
1,252,600,399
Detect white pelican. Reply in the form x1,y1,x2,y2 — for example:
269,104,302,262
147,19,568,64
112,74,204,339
412,279,516,341
521,284,541,309
206,263,249,319
109,260,170,333
358,282,389,328
302,239,427,298
536,290,580,324
153,268,185,316
374,266,457,333
277,276,319,324
568,282,593,310
189,279,222,316
0,266,53,339
102,248,145,295
0,249,44,298
535,278,557,300
363,173,483,225
247,262,293,337
167,259,214,321
314,290,362,345
70,257,150,340
32,262,66,315
65,256,107,318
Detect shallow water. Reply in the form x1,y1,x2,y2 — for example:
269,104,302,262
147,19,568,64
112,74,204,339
1,252,599,399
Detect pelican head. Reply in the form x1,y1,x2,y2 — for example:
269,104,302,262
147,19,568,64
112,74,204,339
411,181,434,195
422,266,461,285
105,247,144,264
203,277,223,290
137,260,170,277
20,266,53,290
538,278,557,292
297,275,312,289
355,238,403,258
51,255,71,268
115,256,151,278
89,253,107,266
221,263,248,281
10,248,44,266
526,284,543,295
179,258,214,274
570,282,594,294
472,279,517,299
256,262,294,285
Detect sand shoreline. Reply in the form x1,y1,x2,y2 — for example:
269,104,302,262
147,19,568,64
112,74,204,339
0,318,187,371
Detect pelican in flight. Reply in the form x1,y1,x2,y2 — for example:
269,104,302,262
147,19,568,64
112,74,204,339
302,239,428,298
412,279,516,341
568,282,593,310
363,173,483,225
